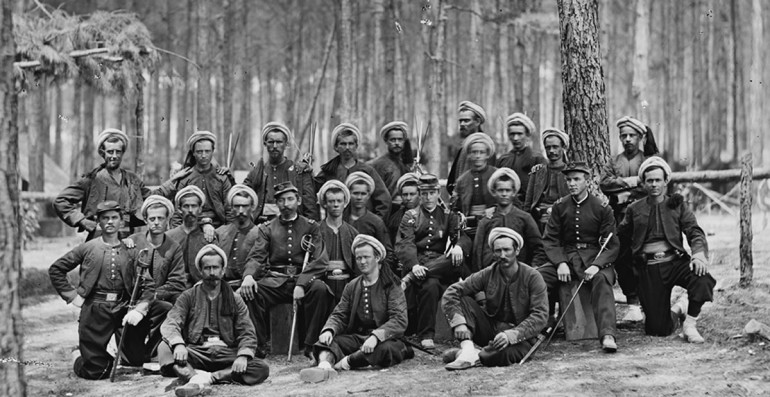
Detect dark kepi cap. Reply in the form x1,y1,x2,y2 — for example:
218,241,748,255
95,200,122,216
274,181,299,198
562,162,592,176
418,173,440,190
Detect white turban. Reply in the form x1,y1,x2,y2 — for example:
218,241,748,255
318,180,350,208
541,127,570,149
331,123,361,147
141,195,175,219
487,167,521,194
488,227,524,250
462,132,496,156
379,121,408,141
458,101,487,124
352,234,387,263
226,184,259,211
345,171,375,194
616,116,647,136
195,244,228,272
261,121,294,146
638,156,672,183
175,185,206,208
187,131,217,151
96,128,128,151
505,113,536,135
396,172,420,194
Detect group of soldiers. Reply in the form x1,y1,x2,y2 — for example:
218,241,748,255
48,100,716,395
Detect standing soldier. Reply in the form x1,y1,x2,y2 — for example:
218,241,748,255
216,185,261,288
447,101,496,194
539,162,620,353
368,121,414,204
317,180,360,302
55,128,149,240
386,173,421,246
156,131,234,228
524,128,570,233
450,132,498,239
243,122,318,222
345,172,395,270
600,116,660,322
241,181,335,355
396,174,470,350
316,123,392,220
496,113,546,204
167,186,216,285
619,157,716,342
49,201,157,379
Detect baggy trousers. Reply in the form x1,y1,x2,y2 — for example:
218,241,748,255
158,343,269,385
312,334,412,368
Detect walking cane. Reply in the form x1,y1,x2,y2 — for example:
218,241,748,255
541,232,614,351
288,234,315,361
111,249,150,382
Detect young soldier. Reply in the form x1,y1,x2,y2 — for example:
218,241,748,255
396,174,470,350
450,132,498,239
524,128,570,233
55,129,149,240
159,245,269,396
49,201,156,379
167,186,217,285
317,180,360,302
496,113,546,204
386,172,421,246
619,157,716,342
539,162,621,353
368,121,414,203
300,235,411,383
243,122,318,222
345,171,395,269
442,228,548,370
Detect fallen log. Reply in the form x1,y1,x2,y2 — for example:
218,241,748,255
13,48,112,69
670,167,770,183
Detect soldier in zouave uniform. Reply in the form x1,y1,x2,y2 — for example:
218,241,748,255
368,121,414,204
345,171,396,271
447,101,496,195
317,180,360,303
496,113,546,204
386,173,421,246
216,184,261,289
167,186,217,285
450,132,498,240
241,181,335,355
396,174,470,350
538,162,621,353
523,127,570,233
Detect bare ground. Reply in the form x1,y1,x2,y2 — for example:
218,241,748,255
19,213,770,396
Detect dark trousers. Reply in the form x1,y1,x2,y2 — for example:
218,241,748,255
638,257,716,336
538,264,617,339
248,279,334,348
406,253,461,339
74,299,154,380
145,300,173,361
454,296,533,367
313,334,411,368
615,247,639,304
158,343,269,385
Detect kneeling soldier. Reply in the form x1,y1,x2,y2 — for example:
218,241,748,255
300,235,412,383
619,157,716,342
160,245,269,396
442,227,548,369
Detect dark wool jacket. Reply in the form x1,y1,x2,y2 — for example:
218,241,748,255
128,232,187,302
451,166,498,216
523,164,569,212
243,159,319,220
155,166,234,227
496,147,547,202
321,275,407,342
368,152,411,197
473,207,547,272
215,222,261,282
161,283,257,359
315,157,392,220
319,220,360,274
395,206,472,271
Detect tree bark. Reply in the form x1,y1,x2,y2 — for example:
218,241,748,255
82,85,95,173
70,81,82,180
333,0,354,125
425,0,447,177
468,0,483,102
748,0,763,162
54,84,63,165
632,0,649,118
739,153,753,287
196,0,212,131
0,0,26,393
134,83,145,178
28,76,46,191
731,0,747,161
237,0,251,167
381,0,395,121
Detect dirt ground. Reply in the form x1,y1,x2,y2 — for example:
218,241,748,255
19,213,770,396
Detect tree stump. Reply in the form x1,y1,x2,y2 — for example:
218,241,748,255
739,153,753,287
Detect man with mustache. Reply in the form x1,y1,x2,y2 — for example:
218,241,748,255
315,123,392,220
368,121,414,204
243,181,335,356
55,129,150,240
447,101,496,195
317,180,360,303
159,244,269,396
243,122,318,223
450,132,498,240
386,173,421,246
523,128,571,233
167,186,218,285
49,201,156,379
496,113,546,204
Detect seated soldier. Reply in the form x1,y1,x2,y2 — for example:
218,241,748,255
49,201,157,379
474,167,547,273
396,173,470,350
299,235,412,383
159,244,269,396
242,181,335,355
217,184,261,288
317,180,360,302
345,171,395,269
167,186,217,286
386,172,421,246
450,132,498,239
538,162,620,353
619,157,716,342
442,227,548,370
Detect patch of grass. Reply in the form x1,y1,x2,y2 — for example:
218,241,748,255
21,268,58,306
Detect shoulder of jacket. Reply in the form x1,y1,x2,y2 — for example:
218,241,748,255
529,163,546,175
666,193,684,209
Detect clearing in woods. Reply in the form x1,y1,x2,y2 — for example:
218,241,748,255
20,214,770,396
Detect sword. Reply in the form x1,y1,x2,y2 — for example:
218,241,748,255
519,327,553,365
111,249,150,382
288,234,315,361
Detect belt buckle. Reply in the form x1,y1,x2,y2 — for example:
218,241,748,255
286,266,297,277
105,292,118,302
653,252,665,260
576,243,587,249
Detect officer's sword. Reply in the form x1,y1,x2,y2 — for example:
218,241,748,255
541,232,613,351
111,249,150,382
288,234,315,361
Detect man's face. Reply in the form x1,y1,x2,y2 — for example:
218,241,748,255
180,196,202,223
232,195,253,224
200,255,224,283
145,206,169,236
544,136,566,163
98,210,122,234
401,186,420,210
565,171,589,197
101,141,125,170
458,110,481,137
468,142,489,170
335,134,358,162
354,245,379,276
493,237,519,263
420,189,439,211
349,183,370,210
276,192,300,218
324,191,346,218
507,125,528,152
619,127,641,155
493,180,515,207
643,168,667,198
385,129,405,155
193,140,214,168
264,131,287,163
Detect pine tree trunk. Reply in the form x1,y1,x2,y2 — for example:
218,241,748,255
135,83,145,178
425,0,447,176
731,0,747,160
196,0,212,131
748,0,763,161
239,0,251,167
28,77,46,191
70,81,82,180
334,0,354,125
468,0,483,102
632,0,649,118
54,84,63,165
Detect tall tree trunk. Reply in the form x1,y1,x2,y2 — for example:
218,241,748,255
333,0,354,125
82,86,95,172
380,0,394,122
54,84,63,165
468,0,483,102
28,77,46,191
691,0,707,168
731,0,747,160
0,0,26,393
556,0,611,177
632,0,649,119
70,81,82,180
196,0,212,131
238,0,251,167
425,0,447,176
135,83,145,177
748,0,763,162
392,0,406,120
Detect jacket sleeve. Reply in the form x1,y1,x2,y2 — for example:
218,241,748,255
234,295,257,358
592,204,620,267
321,280,353,336
618,204,635,250
161,290,192,348
599,160,629,193
395,210,419,271
298,169,320,221
524,214,548,267
369,171,392,219
156,244,188,301
679,204,709,257
542,203,569,265
48,245,86,302
443,269,488,328
371,283,408,341
523,169,538,211
244,225,270,278
505,269,548,342
53,177,91,228
297,222,328,288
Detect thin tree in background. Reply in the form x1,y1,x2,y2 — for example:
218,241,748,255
424,0,447,176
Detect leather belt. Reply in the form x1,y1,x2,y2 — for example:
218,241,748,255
269,265,301,276
92,290,127,302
